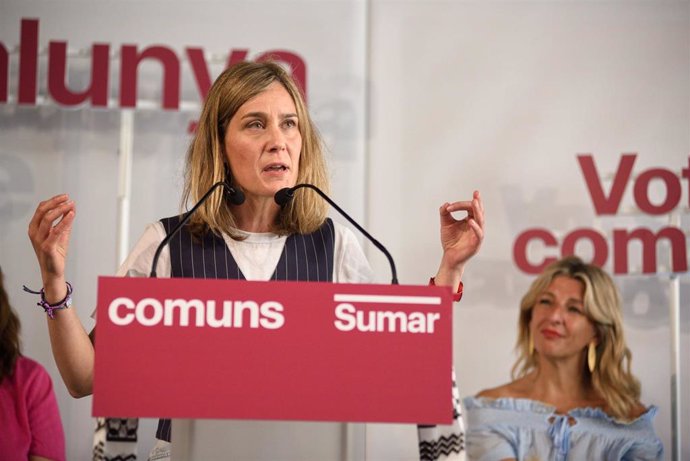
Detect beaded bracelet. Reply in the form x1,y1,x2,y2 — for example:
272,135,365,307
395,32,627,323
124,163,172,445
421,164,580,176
23,282,73,319
429,277,463,302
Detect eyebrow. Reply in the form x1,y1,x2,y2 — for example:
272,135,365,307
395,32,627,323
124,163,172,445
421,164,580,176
240,112,298,120
540,291,583,304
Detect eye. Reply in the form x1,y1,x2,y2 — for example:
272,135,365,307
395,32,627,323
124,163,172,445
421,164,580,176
567,305,583,314
246,120,264,129
282,118,298,129
537,297,552,306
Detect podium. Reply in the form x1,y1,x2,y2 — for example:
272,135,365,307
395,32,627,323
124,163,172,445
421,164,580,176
93,276,453,459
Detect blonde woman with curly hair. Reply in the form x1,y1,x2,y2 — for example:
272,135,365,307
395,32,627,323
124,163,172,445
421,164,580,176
464,256,662,461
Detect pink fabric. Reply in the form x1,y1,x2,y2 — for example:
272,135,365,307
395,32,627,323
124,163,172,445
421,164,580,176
0,356,65,461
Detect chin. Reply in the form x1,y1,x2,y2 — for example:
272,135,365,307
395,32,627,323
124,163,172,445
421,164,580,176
262,184,290,199
275,180,297,192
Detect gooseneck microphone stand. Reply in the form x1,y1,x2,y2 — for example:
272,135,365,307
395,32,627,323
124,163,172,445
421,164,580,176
275,184,398,285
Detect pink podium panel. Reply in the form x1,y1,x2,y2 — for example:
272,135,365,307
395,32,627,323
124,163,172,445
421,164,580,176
93,276,453,424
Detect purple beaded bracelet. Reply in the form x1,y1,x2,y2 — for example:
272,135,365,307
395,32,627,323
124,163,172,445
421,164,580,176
23,282,73,319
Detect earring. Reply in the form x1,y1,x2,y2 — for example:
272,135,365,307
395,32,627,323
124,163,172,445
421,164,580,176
587,341,597,373
528,332,534,356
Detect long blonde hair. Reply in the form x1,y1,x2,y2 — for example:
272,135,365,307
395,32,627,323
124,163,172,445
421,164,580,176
182,61,329,238
512,256,641,420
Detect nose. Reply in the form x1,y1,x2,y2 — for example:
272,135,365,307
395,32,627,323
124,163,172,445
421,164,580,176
266,123,286,153
546,303,565,324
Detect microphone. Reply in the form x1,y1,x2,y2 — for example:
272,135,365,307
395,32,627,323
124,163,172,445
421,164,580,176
275,184,399,284
225,180,246,206
149,180,244,277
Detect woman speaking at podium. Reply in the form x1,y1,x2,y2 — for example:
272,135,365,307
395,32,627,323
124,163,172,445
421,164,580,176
27,61,484,460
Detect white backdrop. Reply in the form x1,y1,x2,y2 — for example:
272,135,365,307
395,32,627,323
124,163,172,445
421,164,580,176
1,1,688,460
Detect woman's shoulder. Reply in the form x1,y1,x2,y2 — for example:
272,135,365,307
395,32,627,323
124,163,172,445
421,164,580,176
476,383,512,399
570,402,659,427
5,356,52,391
13,355,48,377
331,219,353,240
465,380,555,416
465,373,601,419
628,402,652,420
475,377,533,399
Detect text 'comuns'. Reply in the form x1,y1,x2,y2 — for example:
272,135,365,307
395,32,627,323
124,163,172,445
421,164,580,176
108,297,285,329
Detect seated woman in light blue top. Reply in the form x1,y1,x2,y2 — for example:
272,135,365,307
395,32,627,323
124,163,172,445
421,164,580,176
463,256,663,461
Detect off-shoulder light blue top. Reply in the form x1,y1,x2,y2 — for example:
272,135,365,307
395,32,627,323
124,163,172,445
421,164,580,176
463,397,663,461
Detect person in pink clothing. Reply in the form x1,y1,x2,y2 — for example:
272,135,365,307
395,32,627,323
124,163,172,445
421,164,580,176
0,265,65,461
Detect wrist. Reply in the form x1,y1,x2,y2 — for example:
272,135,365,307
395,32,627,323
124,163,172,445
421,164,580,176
41,276,68,304
434,264,464,288
438,254,465,279
429,276,464,302
23,281,73,319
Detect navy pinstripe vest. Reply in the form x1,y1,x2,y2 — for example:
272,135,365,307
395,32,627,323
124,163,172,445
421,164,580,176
155,215,336,442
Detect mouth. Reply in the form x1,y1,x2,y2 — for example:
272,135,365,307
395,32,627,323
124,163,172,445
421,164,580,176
263,163,289,173
541,328,562,339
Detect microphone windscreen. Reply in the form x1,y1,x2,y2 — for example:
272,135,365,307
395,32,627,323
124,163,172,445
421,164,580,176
227,187,245,205
274,188,293,206
223,180,245,205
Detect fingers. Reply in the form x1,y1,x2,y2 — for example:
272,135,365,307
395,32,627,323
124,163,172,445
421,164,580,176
28,194,75,254
472,190,484,228
29,195,69,235
443,200,472,213
39,203,75,242
440,190,485,225
48,207,75,244
467,216,484,244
